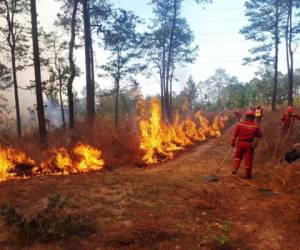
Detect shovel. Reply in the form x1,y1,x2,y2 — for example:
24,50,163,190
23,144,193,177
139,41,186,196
202,148,233,182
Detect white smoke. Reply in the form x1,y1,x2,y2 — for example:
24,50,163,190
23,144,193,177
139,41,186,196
44,99,68,129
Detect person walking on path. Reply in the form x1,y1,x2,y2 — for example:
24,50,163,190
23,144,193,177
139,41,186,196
231,110,262,179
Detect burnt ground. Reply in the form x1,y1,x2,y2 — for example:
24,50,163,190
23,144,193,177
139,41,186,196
0,127,299,250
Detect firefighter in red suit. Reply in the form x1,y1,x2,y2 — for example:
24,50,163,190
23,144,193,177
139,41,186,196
234,109,242,122
231,110,262,179
281,106,300,136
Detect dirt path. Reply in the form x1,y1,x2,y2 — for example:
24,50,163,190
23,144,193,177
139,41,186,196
0,127,299,249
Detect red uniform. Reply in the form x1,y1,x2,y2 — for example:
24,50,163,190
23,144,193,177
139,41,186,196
234,110,242,122
281,113,300,135
231,120,262,178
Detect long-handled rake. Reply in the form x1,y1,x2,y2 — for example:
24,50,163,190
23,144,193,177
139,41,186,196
233,175,279,196
202,148,233,182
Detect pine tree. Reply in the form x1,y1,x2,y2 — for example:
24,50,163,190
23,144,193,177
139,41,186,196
29,0,47,146
0,0,31,136
241,0,287,111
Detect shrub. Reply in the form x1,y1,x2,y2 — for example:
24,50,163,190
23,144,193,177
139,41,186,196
0,193,95,243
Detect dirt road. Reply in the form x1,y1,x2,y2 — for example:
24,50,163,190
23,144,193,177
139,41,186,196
0,127,299,249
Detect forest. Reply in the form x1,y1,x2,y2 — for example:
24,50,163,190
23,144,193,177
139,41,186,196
0,0,300,249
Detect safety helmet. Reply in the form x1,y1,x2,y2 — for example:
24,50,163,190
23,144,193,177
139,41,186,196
287,106,294,113
245,110,255,116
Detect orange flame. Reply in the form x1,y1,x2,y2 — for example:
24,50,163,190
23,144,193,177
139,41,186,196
0,143,104,182
0,147,36,181
73,143,104,172
139,99,180,164
139,99,229,164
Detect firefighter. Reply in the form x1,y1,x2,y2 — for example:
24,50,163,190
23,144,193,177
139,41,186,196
234,109,242,122
281,106,300,136
231,110,262,179
255,105,263,126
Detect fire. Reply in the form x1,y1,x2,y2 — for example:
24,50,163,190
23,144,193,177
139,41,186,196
0,143,104,182
195,111,210,140
0,147,36,181
139,99,229,164
139,99,180,164
73,143,104,172
41,143,104,174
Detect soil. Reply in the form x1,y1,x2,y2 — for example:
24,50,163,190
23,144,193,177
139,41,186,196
0,126,299,249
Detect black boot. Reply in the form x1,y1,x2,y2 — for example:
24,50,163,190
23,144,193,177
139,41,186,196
245,168,252,179
232,168,238,175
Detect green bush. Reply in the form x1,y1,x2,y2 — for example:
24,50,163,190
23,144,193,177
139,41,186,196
0,193,95,243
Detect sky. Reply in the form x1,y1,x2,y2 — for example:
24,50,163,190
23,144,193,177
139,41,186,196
109,0,300,93
2,0,300,114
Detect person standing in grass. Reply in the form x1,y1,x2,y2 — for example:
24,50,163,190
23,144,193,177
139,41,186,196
234,109,242,122
231,110,262,179
255,105,263,126
281,106,300,137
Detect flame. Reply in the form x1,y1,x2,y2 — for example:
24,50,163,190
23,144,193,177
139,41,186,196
0,143,104,182
73,143,104,172
139,99,229,164
139,99,179,164
0,147,35,181
41,143,104,174
195,111,210,140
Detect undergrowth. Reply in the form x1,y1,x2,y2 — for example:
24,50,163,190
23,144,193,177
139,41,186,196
202,220,233,249
258,106,300,158
0,193,95,243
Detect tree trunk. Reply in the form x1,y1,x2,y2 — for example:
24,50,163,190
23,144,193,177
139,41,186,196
288,0,294,105
115,51,121,127
159,66,165,120
285,12,291,104
5,0,22,137
83,0,95,120
162,45,167,120
10,49,22,137
272,1,279,111
165,0,177,122
58,77,66,130
67,0,78,129
169,63,175,121
90,42,96,113
115,77,120,127
30,0,47,146
217,82,221,108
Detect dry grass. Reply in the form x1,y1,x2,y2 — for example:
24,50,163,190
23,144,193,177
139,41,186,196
0,117,143,168
0,109,299,249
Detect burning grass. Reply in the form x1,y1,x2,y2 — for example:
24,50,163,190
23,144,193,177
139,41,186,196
0,143,104,181
0,113,299,249
0,98,230,182
139,99,229,164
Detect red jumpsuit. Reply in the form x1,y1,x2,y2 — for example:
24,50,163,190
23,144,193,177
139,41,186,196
234,111,242,122
231,120,262,178
281,113,300,135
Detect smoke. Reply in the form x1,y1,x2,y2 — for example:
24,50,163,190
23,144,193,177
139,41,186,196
44,99,68,129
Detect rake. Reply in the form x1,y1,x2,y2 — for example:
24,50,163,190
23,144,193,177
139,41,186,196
202,148,233,182
233,175,279,196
